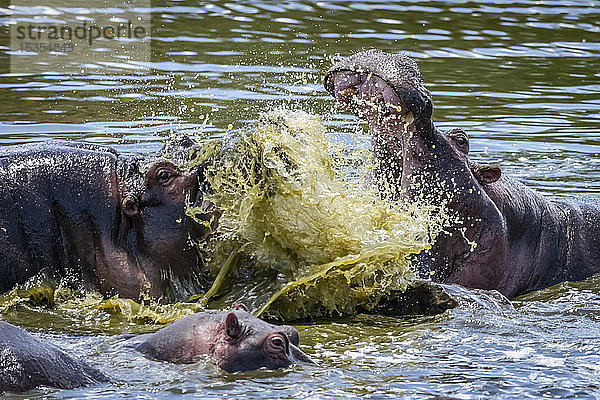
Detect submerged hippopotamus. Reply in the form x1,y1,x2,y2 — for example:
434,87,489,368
133,305,315,372
0,321,108,393
0,137,216,300
0,307,313,393
325,49,600,298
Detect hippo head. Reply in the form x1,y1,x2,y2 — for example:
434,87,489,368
135,304,315,371
213,305,315,372
104,135,219,300
136,134,218,255
324,50,508,289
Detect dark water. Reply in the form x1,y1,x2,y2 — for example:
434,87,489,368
1,0,600,398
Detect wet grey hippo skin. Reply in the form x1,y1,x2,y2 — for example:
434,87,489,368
0,320,108,393
0,136,217,300
325,49,600,298
133,305,315,372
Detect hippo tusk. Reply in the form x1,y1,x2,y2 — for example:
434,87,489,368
338,87,357,98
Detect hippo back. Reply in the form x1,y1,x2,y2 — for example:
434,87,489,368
551,196,600,284
0,321,108,393
0,142,128,292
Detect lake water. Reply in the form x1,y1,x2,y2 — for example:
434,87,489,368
1,0,600,398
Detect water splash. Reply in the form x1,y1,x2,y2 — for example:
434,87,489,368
189,109,446,320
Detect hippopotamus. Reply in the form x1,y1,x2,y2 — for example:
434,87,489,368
0,136,217,300
133,305,315,372
0,320,108,393
324,49,600,298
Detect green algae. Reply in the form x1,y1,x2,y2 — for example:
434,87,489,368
189,109,445,320
0,278,202,334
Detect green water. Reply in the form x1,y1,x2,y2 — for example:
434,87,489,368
1,0,600,398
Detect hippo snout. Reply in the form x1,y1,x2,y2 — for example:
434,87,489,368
325,49,433,126
289,343,316,365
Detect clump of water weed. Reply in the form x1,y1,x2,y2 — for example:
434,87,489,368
188,109,446,320
0,277,203,334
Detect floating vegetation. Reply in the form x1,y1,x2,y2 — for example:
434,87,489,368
188,109,446,320
0,278,202,335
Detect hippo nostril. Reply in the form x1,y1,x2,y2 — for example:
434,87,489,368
123,195,140,217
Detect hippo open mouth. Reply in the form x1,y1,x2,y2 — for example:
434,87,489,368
324,50,438,199
324,49,433,134
327,70,406,125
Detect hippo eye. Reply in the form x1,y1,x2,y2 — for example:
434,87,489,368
455,136,467,147
157,169,173,185
271,337,285,349
448,130,469,153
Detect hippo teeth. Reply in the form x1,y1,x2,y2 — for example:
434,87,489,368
338,87,357,98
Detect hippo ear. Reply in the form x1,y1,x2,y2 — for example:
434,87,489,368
225,312,241,338
472,165,502,185
235,304,248,312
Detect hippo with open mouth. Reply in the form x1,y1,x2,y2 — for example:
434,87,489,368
0,136,217,300
325,49,600,298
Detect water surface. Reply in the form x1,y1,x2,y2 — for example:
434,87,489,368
1,0,599,398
